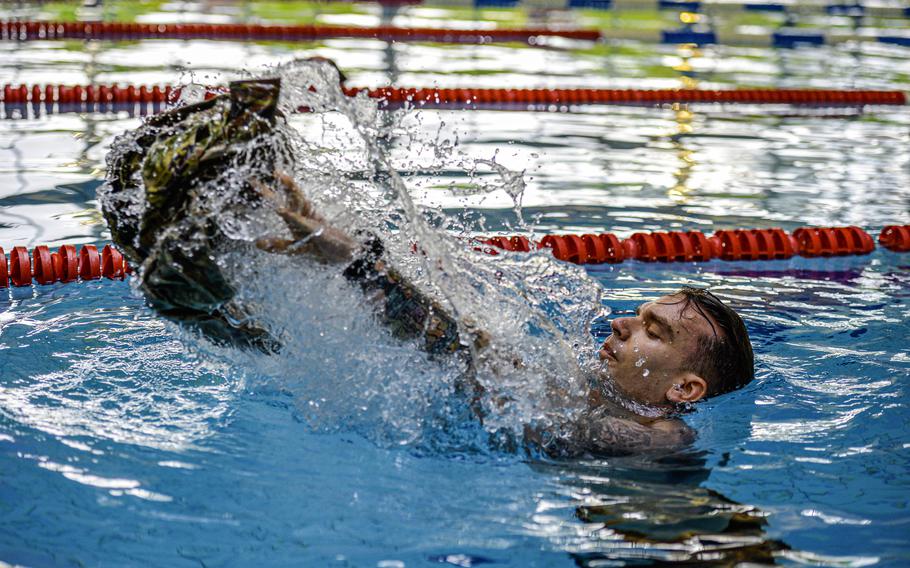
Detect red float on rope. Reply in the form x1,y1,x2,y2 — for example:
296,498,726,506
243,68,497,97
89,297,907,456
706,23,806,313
618,230,717,262
58,244,79,282
32,245,56,285
480,235,532,254
624,232,672,262
878,225,910,252
710,228,798,261
480,236,509,253
9,246,31,287
540,234,589,264
582,233,624,264
101,244,126,279
792,226,875,257
79,245,101,280
508,236,532,252
0,247,7,288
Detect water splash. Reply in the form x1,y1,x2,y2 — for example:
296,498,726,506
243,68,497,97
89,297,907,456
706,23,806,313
100,59,608,451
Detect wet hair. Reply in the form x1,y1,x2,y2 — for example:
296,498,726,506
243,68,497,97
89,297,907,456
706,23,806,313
676,286,755,398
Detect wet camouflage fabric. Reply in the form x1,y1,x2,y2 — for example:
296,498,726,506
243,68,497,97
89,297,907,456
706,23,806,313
103,79,287,349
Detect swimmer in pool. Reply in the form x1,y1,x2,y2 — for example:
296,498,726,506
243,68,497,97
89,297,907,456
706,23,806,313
254,173,755,457
101,77,754,457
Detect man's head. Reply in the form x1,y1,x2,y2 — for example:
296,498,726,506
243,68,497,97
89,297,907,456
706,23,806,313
598,287,754,407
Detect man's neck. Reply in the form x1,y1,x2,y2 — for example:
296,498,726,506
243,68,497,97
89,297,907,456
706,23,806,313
587,386,675,422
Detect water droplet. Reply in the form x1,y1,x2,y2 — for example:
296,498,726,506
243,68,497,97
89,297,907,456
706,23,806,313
635,357,646,367
642,369,650,377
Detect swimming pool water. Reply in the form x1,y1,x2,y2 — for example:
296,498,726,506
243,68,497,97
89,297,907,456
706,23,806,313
1,1,909,566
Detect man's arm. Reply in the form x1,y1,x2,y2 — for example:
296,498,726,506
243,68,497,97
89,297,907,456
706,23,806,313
255,173,470,356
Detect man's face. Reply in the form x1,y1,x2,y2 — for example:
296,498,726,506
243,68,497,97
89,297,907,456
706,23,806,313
598,294,716,406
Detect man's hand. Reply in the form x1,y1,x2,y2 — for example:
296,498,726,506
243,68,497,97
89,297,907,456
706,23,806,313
252,172,357,264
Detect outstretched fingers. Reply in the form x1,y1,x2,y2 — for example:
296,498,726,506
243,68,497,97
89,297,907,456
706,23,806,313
256,237,297,254
251,175,317,255
250,172,319,221
249,172,356,264
275,171,319,219
278,209,321,241
249,176,280,204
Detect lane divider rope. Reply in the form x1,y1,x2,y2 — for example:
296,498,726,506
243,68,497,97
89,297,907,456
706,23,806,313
0,20,601,44
2,225,907,288
351,85,908,106
0,244,130,288
2,83,906,114
480,225,910,263
4,19,910,48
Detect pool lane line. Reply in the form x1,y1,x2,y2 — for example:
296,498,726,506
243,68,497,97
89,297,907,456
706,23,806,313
2,84,907,118
2,225,908,288
479,226,910,264
352,86,909,107
0,244,129,287
0,20,600,45
4,19,910,48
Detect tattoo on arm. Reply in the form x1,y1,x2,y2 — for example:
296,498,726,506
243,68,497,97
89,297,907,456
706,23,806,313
576,417,659,456
540,410,692,457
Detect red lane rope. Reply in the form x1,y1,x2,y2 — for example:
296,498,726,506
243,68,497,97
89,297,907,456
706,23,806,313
2,83,905,113
0,244,129,288
2,225,907,288
479,225,910,264
0,20,600,44
349,86,908,107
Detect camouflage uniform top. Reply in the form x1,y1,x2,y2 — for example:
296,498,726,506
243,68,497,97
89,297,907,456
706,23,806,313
103,79,288,349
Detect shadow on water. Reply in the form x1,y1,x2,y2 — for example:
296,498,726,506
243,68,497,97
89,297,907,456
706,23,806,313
534,451,789,566
0,179,109,244
0,179,102,208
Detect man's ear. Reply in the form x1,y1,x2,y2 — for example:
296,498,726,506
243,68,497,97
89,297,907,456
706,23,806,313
666,372,708,404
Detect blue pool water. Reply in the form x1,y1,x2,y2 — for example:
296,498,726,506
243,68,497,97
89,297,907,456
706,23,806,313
2,1,910,566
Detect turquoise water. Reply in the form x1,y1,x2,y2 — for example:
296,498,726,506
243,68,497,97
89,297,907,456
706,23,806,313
2,2,910,566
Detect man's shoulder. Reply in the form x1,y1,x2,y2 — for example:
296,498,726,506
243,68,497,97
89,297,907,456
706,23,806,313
649,417,697,445
547,408,695,458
